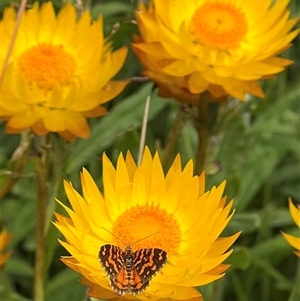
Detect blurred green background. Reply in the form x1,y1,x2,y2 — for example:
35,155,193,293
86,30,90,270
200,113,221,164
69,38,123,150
0,0,299,301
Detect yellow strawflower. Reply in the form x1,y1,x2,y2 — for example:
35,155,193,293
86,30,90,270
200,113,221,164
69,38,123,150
0,2,128,140
133,35,228,105
282,198,300,257
54,147,240,300
133,0,299,100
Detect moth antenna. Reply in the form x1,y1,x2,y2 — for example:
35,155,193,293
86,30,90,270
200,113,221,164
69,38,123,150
101,227,160,248
101,227,127,246
130,231,160,247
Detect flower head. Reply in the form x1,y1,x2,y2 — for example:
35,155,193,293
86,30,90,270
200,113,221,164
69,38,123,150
0,229,12,269
282,198,300,257
54,147,240,300
133,0,299,100
0,2,128,140
133,35,228,105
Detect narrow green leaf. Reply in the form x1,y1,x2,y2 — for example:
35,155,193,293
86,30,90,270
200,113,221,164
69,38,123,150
46,269,86,301
226,246,252,270
252,229,299,264
5,257,34,277
67,84,169,173
252,257,293,290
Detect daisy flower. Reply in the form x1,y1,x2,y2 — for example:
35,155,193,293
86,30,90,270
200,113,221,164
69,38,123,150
0,2,128,140
133,0,299,100
54,147,240,300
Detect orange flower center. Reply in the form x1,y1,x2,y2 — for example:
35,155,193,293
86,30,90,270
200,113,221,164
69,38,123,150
112,204,181,255
17,44,76,90
191,2,247,49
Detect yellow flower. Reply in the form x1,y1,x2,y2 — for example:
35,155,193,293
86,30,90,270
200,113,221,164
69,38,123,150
0,2,128,140
282,198,300,257
0,229,12,269
133,7,228,105
133,0,299,100
133,35,228,105
54,147,240,300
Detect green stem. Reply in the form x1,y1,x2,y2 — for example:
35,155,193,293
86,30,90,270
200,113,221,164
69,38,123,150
162,106,187,169
34,135,51,301
44,135,70,234
44,136,71,277
195,92,209,174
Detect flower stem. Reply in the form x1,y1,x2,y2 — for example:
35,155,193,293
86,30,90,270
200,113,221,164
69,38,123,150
34,135,51,301
195,92,209,174
162,106,187,169
44,136,71,277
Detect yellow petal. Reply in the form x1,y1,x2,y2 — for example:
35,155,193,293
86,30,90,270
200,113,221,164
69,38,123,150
282,232,300,253
288,198,300,228
38,2,56,43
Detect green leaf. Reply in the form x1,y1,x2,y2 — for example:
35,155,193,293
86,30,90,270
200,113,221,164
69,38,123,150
225,212,261,235
1,199,36,248
5,257,34,277
0,272,32,301
252,257,293,290
226,246,252,270
288,261,300,301
90,2,134,19
252,229,299,265
46,269,86,301
67,84,169,173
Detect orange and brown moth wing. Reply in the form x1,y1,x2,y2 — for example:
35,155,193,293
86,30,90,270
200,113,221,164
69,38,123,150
130,268,150,294
134,248,167,282
110,267,149,295
98,244,123,279
110,266,129,295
